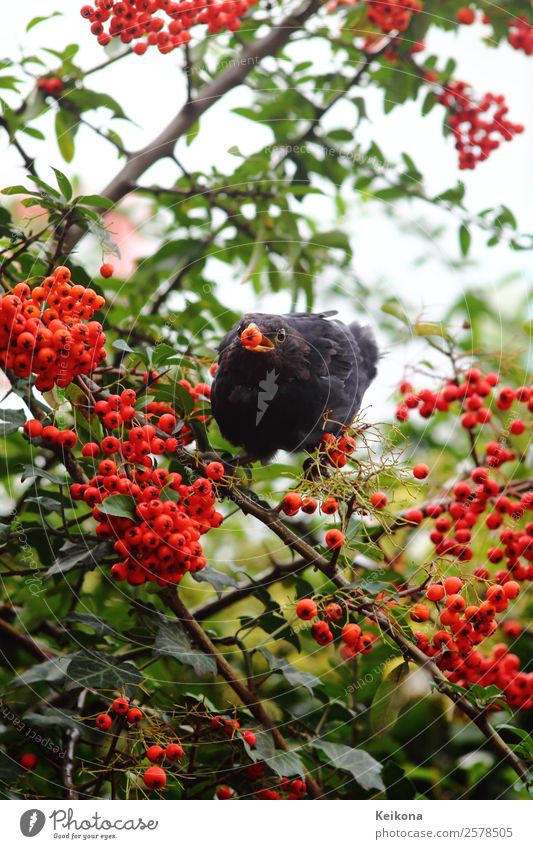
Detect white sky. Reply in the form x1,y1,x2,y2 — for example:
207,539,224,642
1,1,532,409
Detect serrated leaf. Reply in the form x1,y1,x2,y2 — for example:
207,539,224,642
66,652,143,690
45,541,110,577
191,565,241,596
259,648,321,694
154,618,216,678
311,740,385,792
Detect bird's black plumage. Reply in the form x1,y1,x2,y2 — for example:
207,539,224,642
211,312,378,461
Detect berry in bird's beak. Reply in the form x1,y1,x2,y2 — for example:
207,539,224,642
240,323,275,352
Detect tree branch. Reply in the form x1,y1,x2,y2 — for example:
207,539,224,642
63,0,325,254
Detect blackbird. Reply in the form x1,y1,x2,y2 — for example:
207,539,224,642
211,311,378,461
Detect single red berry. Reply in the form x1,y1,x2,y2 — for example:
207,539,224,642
324,602,343,622
341,623,362,646
410,603,430,622
205,461,225,481
20,753,38,770
456,7,475,25
296,598,317,620
413,464,429,480
426,584,445,602
143,766,167,790
216,786,233,800
444,576,463,595
23,419,43,439
325,529,344,549
146,745,165,764
126,707,143,724
371,491,388,509
111,697,129,714
96,713,112,730
242,730,256,747
165,743,184,762
99,263,114,278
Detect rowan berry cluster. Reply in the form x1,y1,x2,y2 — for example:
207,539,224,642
366,0,422,34
23,420,77,449
508,17,533,55
296,597,374,657
412,577,532,710
71,463,221,586
81,0,257,55
437,81,524,169
0,267,106,391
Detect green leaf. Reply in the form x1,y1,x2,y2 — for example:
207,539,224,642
14,656,74,687
64,613,114,638
413,322,451,340
76,194,115,209
191,565,241,596
66,652,143,690
98,494,137,520
26,12,62,32
311,740,385,792
381,297,410,326
20,465,67,485
55,109,78,163
459,224,471,257
259,648,321,694
0,407,26,436
154,618,217,678
45,541,111,577
370,661,410,734
52,167,73,201
1,185,35,196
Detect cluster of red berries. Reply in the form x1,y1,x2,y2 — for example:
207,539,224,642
320,432,357,468
437,81,524,169
0,267,106,391
217,776,307,801
366,0,422,34
508,17,533,55
211,715,256,748
397,370,533,463
37,76,64,98
87,385,205,451
71,462,222,586
94,698,186,791
81,0,257,55
296,597,374,656
412,577,532,709
23,419,77,450
280,492,347,551
95,696,143,730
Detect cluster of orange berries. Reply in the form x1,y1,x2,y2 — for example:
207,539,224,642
23,419,77,449
87,383,208,452
0,267,106,391
71,462,222,586
508,16,533,55
280,492,347,550
366,0,422,34
396,368,528,433
411,577,532,709
81,0,257,54
94,698,185,791
437,82,524,170
296,597,374,656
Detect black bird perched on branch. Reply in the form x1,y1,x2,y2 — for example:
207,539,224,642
211,311,378,462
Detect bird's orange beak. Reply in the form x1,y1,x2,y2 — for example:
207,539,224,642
240,323,275,352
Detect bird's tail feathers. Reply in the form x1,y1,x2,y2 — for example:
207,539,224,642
350,322,379,382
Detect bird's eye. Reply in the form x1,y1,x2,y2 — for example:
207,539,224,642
276,328,286,343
